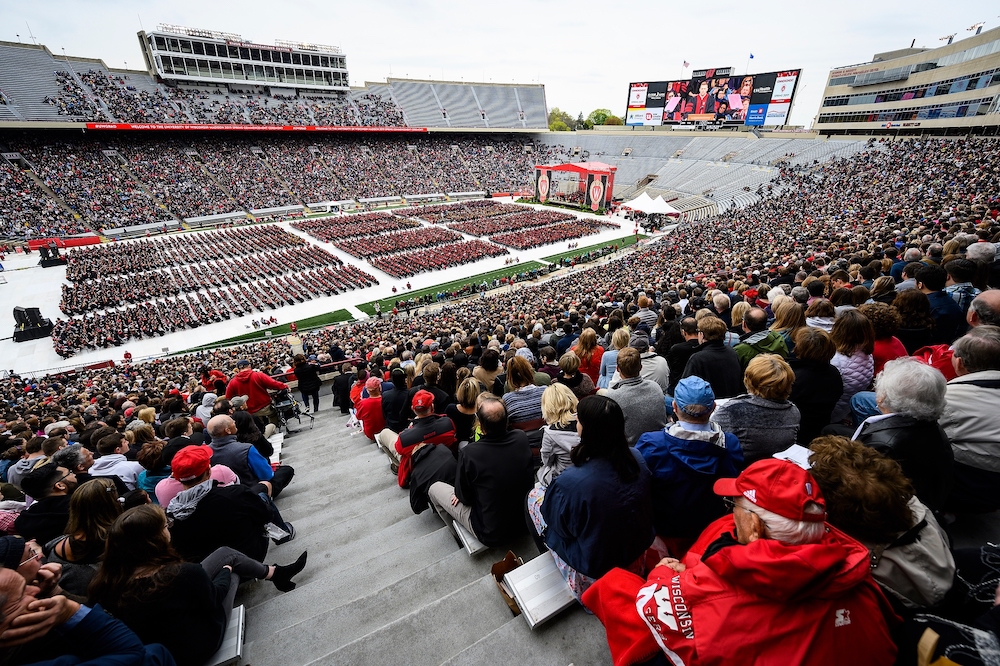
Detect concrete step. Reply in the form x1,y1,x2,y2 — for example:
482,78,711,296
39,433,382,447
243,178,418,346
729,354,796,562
442,605,612,666
243,525,458,638
309,575,517,666
243,548,494,665
236,502,441,610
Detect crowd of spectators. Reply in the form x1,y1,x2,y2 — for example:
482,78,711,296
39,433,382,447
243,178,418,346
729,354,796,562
291,212,418,243
333,226,463,259
3,136,1000,664
491,219,606,250
370,239,509,278
394,200,522,223
0,134,536,233
78,70,180,124
447,208,575,236
0,161,90,239
353,92,406,126
65,224,308,280
61,244,347,314
43,71,104,121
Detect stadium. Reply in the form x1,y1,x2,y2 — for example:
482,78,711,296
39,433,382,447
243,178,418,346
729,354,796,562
0,10,999,666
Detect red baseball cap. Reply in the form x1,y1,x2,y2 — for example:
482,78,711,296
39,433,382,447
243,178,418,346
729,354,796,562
171,445,212,483
412,389,435,410
713,459,826,523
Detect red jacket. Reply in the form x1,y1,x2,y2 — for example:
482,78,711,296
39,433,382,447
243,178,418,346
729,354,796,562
393,414,456,488
355,396,385,441
225,369,287,414
583,515,898,666
201,369,228,391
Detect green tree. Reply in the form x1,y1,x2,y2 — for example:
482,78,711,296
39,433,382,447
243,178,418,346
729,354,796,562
604,115,624,126
576,112,591,130
549,120,571,132
587,108,613,126
548,107,574,129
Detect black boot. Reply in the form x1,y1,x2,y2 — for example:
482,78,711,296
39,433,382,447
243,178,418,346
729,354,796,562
270,551,307,592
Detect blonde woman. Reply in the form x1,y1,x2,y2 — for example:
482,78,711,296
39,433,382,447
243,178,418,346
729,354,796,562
536,383,580,487
598,328,630,389
445,378,480,445
770,300,806,355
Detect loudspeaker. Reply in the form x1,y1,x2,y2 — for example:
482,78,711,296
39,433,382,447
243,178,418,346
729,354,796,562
12,307,28,327
25,308,43,327
39,246,50,260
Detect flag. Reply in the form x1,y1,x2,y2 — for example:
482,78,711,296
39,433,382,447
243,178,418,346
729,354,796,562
683,60,690,68
749,53,754,59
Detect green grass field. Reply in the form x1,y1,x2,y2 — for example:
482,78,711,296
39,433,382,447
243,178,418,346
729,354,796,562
175,308,353,353
541,234,645,264
356,261,548,315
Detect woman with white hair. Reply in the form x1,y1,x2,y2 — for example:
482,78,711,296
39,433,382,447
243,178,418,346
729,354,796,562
850,356,953,511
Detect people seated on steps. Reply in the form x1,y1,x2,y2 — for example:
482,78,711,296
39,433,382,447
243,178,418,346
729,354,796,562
583,459,899,666
355,377,386,442
207,415,293,499
527,395,655,601
428,397,533,548
377,390,456,481
167,445,295,562
634,376,743,554
90,505,306,666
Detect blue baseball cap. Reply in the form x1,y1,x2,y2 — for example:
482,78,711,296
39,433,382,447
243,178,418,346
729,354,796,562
673,376,715,417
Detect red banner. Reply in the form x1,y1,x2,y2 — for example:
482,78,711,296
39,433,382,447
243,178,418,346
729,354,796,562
84,123,427,133
27,235,101,250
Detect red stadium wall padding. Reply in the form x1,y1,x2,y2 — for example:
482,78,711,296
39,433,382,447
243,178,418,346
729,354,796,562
27,236,101,250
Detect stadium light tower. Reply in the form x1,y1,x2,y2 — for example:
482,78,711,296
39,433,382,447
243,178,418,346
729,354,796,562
939,33,957,45
968,22,986,35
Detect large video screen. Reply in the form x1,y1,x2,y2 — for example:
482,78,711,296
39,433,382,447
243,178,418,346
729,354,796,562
626,69,801,127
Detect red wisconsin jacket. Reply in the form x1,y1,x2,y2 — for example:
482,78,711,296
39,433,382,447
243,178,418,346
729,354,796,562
583,515,899,666
225,369,288,414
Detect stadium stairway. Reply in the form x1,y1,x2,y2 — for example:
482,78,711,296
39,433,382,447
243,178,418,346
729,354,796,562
238,401,613,666
21,169,81,222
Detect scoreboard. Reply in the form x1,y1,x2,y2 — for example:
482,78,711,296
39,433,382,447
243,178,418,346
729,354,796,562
626,68,801,127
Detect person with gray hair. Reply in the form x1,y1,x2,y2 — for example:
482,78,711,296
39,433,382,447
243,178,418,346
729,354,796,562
790,285,810,306
583,459,898,665
51,443,95,479
941,325,1000,512
849,357,953,511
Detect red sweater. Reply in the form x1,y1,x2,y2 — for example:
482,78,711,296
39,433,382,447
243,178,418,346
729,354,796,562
225,369,287,414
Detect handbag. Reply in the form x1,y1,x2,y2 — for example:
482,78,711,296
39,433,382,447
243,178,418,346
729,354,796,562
490,550,524,616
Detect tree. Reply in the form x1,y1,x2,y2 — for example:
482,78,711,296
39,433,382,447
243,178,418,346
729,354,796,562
548,107,574,130
587,109,613,126
604,115,624,126
576,112,591,130
550,120,571,132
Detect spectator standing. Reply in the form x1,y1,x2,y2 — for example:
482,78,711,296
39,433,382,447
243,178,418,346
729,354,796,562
226,359,288,428
681,316,743,399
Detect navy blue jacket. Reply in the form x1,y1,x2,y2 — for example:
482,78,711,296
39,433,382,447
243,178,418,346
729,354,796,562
635,424,743,538
541,449,654,578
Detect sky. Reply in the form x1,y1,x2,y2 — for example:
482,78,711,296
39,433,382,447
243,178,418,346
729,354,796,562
1,1,994,128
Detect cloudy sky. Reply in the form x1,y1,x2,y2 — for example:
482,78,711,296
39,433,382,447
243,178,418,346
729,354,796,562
1,1,994,127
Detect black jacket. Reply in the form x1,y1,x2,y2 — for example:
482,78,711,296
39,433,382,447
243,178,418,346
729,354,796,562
400,385,450,423
857,414,953,511
332,371,355,410
169,481,272,562
381,386,410,433
14,494,71,545
681,340,744,399
409,444,458,514
455,430,534,546
294,362,322,393
667,340,700,395
788,358,844,445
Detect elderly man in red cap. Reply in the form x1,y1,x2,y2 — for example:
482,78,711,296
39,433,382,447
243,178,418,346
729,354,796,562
583,459,899,666
167,445,298,563
376,389,455,485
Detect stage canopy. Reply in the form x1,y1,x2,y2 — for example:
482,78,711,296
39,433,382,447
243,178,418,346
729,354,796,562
533,161,616,211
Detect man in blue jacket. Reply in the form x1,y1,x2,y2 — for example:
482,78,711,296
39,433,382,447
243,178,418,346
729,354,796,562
635,376,743,541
